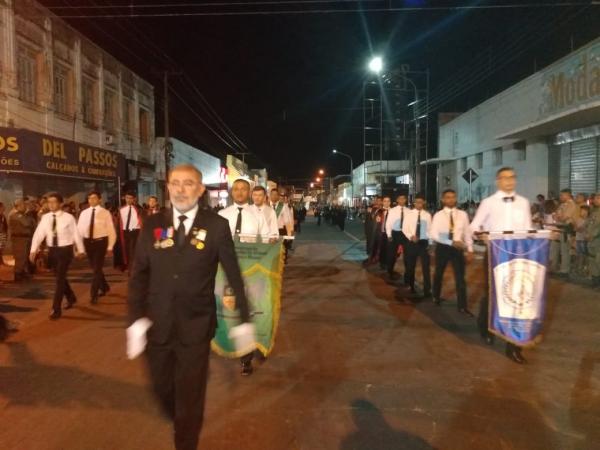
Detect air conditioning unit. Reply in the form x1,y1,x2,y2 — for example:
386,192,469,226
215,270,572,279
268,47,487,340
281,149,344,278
105,134,114,145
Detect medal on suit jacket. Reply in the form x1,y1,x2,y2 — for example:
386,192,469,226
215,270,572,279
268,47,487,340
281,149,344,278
153,226,175,249
190,227,207,250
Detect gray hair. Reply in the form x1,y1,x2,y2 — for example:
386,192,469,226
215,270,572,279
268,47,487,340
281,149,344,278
168,164,203,182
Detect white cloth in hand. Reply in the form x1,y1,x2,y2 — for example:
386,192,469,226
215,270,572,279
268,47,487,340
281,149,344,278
228,322,257,355
126,317,153,360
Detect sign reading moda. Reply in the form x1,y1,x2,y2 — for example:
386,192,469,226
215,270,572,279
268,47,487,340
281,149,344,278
0,127,126,181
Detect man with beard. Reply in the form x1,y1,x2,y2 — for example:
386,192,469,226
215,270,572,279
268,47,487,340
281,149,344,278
127,164,252,450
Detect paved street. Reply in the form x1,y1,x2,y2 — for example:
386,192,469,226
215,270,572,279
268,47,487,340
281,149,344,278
1,217,599,450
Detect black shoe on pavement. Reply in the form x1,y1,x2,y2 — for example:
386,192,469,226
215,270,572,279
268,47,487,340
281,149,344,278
49,310,61,320
90,296,99,305
241,361,253,376
458,308,474,317
505,346,526,364
64,297,77,309
99,286,111,297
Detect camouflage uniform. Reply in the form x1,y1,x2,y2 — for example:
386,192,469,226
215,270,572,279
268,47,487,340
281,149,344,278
587,206,600,286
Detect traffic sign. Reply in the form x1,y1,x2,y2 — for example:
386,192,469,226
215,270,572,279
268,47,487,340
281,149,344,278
462,168,479,184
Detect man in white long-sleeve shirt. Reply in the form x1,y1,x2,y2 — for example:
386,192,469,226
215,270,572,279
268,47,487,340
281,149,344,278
30,192,85,320
469,166,532,364
430,189,474,316
219,179,269,243
250,186,279,240
402,194,432,297
77,191,117,304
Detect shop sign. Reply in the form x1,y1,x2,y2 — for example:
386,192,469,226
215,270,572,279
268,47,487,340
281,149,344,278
0,127,126,180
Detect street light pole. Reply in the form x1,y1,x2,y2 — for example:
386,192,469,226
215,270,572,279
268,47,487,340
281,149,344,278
333,149,354,206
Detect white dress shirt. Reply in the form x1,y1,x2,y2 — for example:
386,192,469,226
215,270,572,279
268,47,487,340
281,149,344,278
77,205,117,250
173,204,199,235
431,207,473,252
272,201,293,230
250,204,280,238
120,205,141,231
31,211,85,254
402,208,432,242
385,205,409,238
219,203,268,238
469,190,532,234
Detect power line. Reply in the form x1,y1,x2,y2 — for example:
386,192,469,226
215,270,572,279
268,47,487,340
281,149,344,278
42,2,596,18
46,0,387,9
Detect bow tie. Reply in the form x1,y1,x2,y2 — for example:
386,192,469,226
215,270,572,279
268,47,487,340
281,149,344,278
503,196,515,203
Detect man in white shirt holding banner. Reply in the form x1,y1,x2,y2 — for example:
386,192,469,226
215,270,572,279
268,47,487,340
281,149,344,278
470,166,537,364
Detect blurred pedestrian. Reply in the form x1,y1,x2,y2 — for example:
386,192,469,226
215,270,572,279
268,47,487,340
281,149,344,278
554,189,579,277
574,205,590,277
9,199,36,281
118,192,142,273
385,194,409,281
402,194,432,297
587,194,600,288
0,202,7,264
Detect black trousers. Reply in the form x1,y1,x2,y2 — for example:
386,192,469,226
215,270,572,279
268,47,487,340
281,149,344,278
123,229,140,270
146,337,211,450
433,244,467,309
387,230,409,277
405,240,431,294
84,237,109,298
49,245,75,312
279,228,292,259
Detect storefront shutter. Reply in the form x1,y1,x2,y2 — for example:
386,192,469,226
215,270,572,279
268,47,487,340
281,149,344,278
557,144,570,191
570,137,597,195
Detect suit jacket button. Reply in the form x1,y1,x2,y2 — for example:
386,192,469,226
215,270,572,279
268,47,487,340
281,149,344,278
173,274,179,279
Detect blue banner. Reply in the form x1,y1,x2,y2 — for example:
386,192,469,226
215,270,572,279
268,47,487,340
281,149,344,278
488,235,550,346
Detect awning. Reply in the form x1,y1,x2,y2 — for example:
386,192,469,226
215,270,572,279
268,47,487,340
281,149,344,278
496,100,600,140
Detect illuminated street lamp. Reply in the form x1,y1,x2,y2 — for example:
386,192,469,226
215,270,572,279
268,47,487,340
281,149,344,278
318,169,325,175
316,177,321,183
368,56,383,74
332,148,354,206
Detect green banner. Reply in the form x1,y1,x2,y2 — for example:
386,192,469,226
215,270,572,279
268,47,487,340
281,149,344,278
211,241,284,358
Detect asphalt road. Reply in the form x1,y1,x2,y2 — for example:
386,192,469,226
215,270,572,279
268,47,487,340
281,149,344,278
1,217,599,450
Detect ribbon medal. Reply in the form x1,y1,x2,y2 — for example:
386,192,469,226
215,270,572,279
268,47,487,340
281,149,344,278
153,228,162,249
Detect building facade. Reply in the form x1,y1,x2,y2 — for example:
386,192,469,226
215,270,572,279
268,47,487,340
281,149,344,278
0,0,155,207
436,37,600,203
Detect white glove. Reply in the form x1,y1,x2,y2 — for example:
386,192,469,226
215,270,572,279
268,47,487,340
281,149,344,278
228,322,257,355
126,317,153,360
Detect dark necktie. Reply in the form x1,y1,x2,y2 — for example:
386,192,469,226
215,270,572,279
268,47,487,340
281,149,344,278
503,196,515,203
52,214,58,247
416,211,421,240
449,210,454,241
89,208,95,239
125,206,132,231
177,215,187,247
400,207,404,229
235,207,243,235
382,210,388,232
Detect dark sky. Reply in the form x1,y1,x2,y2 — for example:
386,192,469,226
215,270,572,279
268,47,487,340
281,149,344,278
39,1,600,182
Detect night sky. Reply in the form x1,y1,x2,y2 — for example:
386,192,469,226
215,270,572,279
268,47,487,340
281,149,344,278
39,1,600,182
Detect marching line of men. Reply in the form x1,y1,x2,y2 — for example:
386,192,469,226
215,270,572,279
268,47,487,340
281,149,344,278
364,166,535,364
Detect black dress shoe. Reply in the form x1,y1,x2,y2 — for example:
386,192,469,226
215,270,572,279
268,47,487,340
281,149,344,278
505,346,526,364
241,362,253,376
458,308,474,317
90,296,99,305
99,286,111,297
49,310,61,320
64,298,77,310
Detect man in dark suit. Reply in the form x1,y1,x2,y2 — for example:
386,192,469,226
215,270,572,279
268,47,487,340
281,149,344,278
127,164,251,450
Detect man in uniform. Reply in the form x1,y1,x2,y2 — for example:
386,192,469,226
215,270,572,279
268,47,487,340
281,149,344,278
385,194,410,281
587,193,600,288
118,192,142,273
77,191,117,304
430,189,474,315
250,185,279,240
127,164,252,450
364,197,382,260
9,199,36,281
554,188,579,277
219,178,269,375
270,189,294,262
30,193,85,319
469,167,532,364
402,194,432,297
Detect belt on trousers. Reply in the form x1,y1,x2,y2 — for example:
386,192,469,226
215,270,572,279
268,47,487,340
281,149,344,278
49,244,73,250
85,237,108,242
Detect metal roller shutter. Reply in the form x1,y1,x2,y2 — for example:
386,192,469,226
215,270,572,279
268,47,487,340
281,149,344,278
557,144,571,191
570,138,597,195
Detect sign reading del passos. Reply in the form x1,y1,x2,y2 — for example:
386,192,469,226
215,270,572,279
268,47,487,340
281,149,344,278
0,127,126,181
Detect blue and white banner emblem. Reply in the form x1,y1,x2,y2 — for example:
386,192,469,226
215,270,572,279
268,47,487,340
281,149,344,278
488,233,551,346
